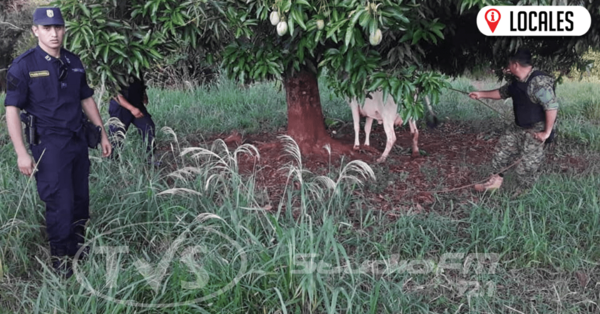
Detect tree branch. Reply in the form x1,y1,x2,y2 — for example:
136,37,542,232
0,21,24,31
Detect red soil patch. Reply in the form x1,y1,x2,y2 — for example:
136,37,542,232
158,121,591,213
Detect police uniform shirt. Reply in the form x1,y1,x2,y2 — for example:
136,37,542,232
4,45,94,133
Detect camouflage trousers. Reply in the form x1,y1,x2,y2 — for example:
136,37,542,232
492,122,546,188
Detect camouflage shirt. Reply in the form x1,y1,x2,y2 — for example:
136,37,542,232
499,68,559,111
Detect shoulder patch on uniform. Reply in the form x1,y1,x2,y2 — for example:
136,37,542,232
29,70,50,78
535,86,554,104
7,73,21,91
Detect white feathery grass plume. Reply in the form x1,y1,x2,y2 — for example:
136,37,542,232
180,147,223,160
161,126,179,144
209,139,232,160
304,181,328,203
0,218,26,232
278,135,308,186
336,160,376,187
162,126,182,165
279,135,302,166
106,117,127,144
193,213,225,224
89,156,103,163
106,116,125,129
167,167,204,182
157,188,203,196
323,143,331,156
313,176,337,191
234,143,261,162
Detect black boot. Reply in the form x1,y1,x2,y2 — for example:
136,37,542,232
50,245,73,279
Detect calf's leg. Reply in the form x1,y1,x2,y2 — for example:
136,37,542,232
350,101,361,150
364,117,374,147
378,120,396,163
408,119,420,158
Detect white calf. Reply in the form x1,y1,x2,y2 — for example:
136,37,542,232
349,90,431,162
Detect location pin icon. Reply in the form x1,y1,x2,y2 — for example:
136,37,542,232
485,9,501,33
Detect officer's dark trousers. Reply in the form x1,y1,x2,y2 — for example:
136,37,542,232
31,132,89,256
108,100,155,154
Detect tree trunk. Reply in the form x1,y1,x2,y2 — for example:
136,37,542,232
284,69,352,157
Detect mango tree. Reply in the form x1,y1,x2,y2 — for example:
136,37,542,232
220,0,518,156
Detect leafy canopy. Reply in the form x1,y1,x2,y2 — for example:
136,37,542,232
51,0,228,94
220,0,475,121
51,0,599,118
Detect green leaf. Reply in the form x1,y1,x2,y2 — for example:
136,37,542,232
367,78,384,91
315,30,323,43
412,29,423,45
369,18,377,36
431,27,444,39
282,0,292,12
148,48,162,60
79,3,90,17
102,45,110,63
288,18,295,36
344,26,354,47
350,9,365,26
142,29,151,45
296,0,310,7
359,9,370,27
110,46,128,58
293,8,306,30
325,22,343,39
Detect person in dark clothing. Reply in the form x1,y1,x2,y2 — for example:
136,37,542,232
108,73,158,163
468,48,559,197
4,7,112,278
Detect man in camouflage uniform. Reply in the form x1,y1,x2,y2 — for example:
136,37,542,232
468,48,558,195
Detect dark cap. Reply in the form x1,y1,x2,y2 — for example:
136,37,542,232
33,7,65,26
509,48,532,66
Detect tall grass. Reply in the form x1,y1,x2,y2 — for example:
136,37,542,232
0,75,599,313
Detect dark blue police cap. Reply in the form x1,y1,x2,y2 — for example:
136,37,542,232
33,7,65,26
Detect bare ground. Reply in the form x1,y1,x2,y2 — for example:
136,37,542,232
157,120,594,213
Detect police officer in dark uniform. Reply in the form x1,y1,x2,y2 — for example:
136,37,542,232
469,48,559,197
108,72,158,162
4,7,112,277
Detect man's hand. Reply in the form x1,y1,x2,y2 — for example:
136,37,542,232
18,154,35,176
101,135,112,157
533,131,551,143
469,92,482,100
130,107,144,118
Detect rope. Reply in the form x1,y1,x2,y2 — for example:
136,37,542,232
447,87,510,120
423,142,543,194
